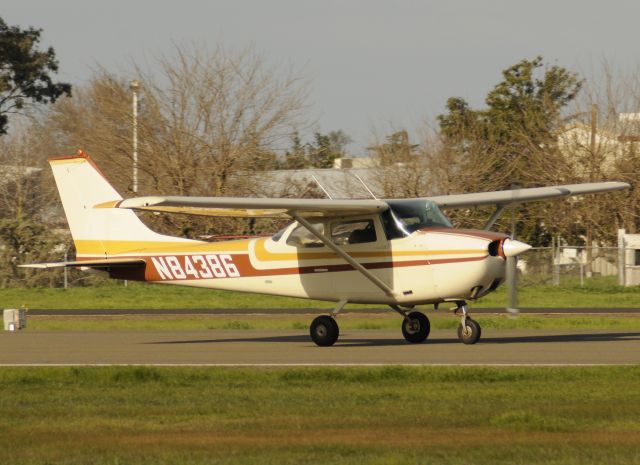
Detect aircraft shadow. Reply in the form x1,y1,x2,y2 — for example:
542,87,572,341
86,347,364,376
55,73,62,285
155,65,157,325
144,331,640,347
478,332,640,344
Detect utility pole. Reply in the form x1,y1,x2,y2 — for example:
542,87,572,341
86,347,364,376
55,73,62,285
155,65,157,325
586,104,597,277
130,79,140,194
126,80,140,289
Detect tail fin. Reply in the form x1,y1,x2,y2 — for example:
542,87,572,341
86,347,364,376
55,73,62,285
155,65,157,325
49,150,192,258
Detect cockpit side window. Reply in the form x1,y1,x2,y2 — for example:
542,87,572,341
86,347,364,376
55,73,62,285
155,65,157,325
380,209,407,240
331,219,377,245
383,199,452,238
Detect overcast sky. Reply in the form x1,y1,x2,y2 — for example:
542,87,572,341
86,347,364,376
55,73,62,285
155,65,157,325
4,0,639,152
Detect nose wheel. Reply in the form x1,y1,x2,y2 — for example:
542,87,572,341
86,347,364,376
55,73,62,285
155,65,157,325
457,318,481,344
453,302,482,344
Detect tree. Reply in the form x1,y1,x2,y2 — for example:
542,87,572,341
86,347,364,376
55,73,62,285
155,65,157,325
554,62,640,245
0,17,71,135
0,127,69,287
280,131,308,169
434,57,584,243
438,56,582,185
370,130,418,165
41,45,308,239
280,129,352,169
369,130,432,198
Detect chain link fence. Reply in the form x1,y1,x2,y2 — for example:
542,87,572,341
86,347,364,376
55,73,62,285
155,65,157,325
519,246,636,287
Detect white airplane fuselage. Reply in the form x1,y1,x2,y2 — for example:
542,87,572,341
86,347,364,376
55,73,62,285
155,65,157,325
93,223,510,306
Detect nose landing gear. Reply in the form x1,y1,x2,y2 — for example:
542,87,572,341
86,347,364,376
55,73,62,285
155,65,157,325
453,301,482,345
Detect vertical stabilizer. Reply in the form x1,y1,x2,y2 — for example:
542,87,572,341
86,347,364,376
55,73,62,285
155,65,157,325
49,151,194,258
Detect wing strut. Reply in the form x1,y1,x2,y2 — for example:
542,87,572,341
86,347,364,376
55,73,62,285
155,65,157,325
483,205,507,231
289,212,397,298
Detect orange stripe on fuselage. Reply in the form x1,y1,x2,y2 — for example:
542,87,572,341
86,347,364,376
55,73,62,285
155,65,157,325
253,238,486,262
74,239,252,256
75,237,487,262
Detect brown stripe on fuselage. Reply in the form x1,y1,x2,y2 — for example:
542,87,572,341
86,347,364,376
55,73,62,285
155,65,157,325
102,253,489,282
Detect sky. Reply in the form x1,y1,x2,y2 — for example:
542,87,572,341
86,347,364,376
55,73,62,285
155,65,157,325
4,0,640,153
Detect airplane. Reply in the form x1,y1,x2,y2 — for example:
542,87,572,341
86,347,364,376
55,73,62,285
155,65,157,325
24,150,629,346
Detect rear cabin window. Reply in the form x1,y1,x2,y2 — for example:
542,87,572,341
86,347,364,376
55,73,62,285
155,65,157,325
286,223,325,248
331,220,377,245
271,226,287,242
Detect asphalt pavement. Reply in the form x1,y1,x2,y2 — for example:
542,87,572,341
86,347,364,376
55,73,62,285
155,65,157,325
1,329,638,366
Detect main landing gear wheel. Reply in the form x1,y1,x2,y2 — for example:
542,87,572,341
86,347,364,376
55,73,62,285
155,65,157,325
310,315,339,347
401,311,430,343
457,318,481,345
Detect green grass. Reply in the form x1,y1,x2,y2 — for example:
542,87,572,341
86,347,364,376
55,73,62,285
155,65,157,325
2,276,640,318
25,313,640,331
478,278,640,308
0,366,639,464
0,282,340,310
3,277,640,311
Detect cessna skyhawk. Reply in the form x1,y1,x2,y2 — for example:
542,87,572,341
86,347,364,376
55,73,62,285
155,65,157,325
25,151,629,346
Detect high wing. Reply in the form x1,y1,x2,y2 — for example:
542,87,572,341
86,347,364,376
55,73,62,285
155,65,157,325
95,182,629,219
425,182,629,208
95,197,388,218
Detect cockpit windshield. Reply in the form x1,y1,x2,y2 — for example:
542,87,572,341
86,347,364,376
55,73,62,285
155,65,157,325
383,199,452,238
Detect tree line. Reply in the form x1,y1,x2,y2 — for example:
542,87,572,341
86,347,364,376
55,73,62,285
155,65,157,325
1,16,639,287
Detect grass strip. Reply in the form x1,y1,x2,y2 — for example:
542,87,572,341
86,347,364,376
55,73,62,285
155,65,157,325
0,366,639,465
24,313,640,331
2,279,640,310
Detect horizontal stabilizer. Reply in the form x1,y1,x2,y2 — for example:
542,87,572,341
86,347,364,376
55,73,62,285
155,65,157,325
20,258,146,269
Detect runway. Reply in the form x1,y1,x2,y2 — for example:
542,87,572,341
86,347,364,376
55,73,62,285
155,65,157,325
1,329,638,366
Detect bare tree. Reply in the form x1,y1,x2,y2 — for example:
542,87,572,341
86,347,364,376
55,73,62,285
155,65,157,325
0,127,69,287
369,129,432,198
557,61,640,243
41,44,309,238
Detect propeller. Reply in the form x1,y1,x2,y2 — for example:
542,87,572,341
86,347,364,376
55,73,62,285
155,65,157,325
506,186,521,317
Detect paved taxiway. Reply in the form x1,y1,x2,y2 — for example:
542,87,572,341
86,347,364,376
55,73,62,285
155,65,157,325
1,329,638,365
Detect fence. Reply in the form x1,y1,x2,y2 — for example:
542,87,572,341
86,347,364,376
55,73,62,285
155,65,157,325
519,246,635,287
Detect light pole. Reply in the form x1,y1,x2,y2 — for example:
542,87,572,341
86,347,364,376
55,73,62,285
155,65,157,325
130,79,140,193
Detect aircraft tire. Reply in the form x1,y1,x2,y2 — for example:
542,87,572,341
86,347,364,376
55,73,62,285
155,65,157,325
401,311,430,343
457,318,481,344
310,315,339,347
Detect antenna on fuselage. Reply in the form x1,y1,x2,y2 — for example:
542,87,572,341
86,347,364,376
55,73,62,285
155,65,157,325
311,174,333,200
354,174,378,200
